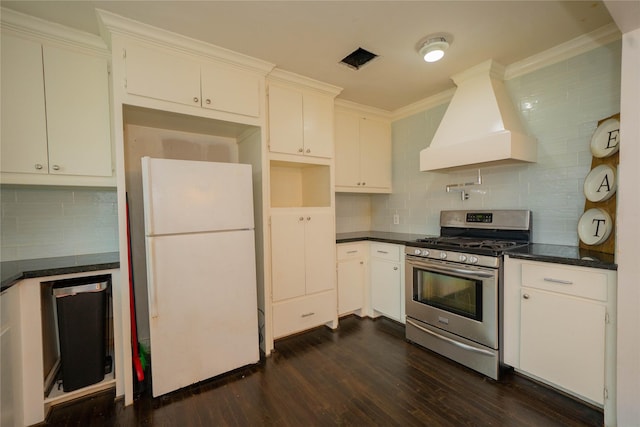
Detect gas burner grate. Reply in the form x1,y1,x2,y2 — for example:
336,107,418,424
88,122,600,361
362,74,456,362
415,237,525,251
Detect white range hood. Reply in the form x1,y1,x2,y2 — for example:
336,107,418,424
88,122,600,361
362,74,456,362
420,60,537,172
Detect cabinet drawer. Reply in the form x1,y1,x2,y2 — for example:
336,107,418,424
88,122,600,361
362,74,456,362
272,291,336,339
337,243,366,260
370,242,400,262
521,263,608,302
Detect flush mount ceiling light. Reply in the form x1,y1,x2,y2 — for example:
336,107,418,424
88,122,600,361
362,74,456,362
419,36,450,63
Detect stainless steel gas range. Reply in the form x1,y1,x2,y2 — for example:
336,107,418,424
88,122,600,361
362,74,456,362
405,210,531,380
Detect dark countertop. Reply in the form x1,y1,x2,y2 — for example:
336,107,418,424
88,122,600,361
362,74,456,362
337,232,617,271
506,244,616,270
1,252,120,292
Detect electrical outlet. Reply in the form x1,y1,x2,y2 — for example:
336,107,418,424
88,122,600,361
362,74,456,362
393,214,400,225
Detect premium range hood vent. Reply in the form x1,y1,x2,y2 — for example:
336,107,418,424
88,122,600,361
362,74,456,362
420,60,537,172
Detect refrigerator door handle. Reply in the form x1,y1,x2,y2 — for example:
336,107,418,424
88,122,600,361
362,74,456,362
148,241,159,319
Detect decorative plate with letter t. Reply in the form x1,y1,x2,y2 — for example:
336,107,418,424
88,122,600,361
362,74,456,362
579,114,619,254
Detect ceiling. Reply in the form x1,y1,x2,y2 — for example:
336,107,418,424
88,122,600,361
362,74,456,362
1,1,617,112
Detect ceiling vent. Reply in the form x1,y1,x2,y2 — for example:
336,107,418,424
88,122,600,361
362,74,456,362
340,47,378,70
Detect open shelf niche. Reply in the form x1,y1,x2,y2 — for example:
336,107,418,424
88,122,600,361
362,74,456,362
270,160,331,208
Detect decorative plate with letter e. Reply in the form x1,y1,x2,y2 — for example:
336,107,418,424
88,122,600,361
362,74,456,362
590,118,620,158
578,208,612,246
583,164,616,202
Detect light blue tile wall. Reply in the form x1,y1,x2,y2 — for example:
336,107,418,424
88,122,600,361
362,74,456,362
0,186,119,261
337,41,621,245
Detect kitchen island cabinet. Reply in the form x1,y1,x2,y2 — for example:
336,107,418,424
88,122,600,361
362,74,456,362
503,256,616,424
1,29,113,187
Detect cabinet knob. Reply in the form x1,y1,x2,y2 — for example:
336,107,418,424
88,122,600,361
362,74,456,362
298,148,304,153
193,97,199,103
299,216,304,221
362,182,366,186
306,216,311,221
52,165,60,171
360,261,364,264
393,266,398,270
357,182,361,186
523,294,530,299
205,99,211,105
35,164,44,170
306,148,311,153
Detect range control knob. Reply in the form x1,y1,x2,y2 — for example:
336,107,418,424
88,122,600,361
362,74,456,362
468,256,479,264
458,255,467,262
422,249,430,256
439,252,447,259
414,249,422,255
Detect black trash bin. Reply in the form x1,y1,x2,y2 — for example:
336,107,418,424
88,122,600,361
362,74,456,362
53,277,109,392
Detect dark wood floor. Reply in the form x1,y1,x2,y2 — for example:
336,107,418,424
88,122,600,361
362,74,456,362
43,316,603,426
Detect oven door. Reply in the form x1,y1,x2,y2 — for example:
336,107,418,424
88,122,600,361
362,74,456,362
405,255,498,349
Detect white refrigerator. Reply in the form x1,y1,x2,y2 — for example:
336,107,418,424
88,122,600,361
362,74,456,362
141,156,259,397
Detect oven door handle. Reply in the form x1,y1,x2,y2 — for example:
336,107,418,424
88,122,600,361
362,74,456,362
406,318,495,357
449,268,494,278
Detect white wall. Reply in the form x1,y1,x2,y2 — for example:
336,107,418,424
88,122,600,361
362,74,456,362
0,186,119,261
615,26,640,427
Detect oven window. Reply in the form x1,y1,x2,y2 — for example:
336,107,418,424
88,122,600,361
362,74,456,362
413,268,482,321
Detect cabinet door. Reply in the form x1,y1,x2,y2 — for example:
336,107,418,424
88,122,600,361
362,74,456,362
302,92,334,158
359,117,391,190
0,34,48,174
43,46,112,177
304,213,336,295
520,288,606,404
125,43,201,107
370,259,402,321
337,258,365,315
201,63,260,117
268,84,304,155
334,111,361,187
271,214,306,301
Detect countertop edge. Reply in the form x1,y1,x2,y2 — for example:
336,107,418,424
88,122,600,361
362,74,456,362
337,233,617,271
1,253,120,292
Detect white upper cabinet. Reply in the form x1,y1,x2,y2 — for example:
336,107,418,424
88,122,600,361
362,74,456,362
43,45,112,177
1,34,48,175
124,42,261,118
335,105,391,193
267,71,341,159
1,32,113,185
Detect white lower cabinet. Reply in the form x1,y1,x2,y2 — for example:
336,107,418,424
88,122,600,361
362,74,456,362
520,287,606,403
369,243,404,323
1,285,22,427
270,210,337,338
503,256,616,423
272,292,336,339
336,243,367,316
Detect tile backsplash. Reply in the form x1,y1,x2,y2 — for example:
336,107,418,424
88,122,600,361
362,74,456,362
337,41,622,246
1,186,119,261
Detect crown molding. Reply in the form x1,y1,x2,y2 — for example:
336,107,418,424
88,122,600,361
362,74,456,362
268,68,343,97
504,23,621,80
0,7,108,56
391,88,455,121
96,9,275,75
335,99,392,119
390,23,621,119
